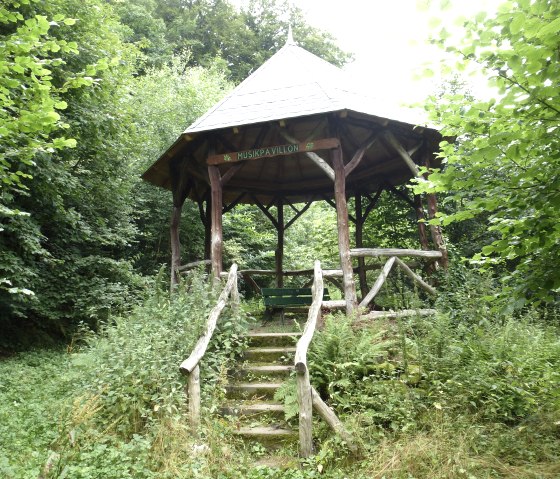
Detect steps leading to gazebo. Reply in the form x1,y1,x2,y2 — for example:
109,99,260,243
221,331,301,447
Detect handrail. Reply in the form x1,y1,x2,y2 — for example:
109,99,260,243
294,260,356,457
350,247,442,260
179,263,239,431
294,260,323,457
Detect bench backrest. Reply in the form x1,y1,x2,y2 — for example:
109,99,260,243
262,287,330,306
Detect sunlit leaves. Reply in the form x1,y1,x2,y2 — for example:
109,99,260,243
419,0,560,305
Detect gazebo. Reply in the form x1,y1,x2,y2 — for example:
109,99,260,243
142,35,447,314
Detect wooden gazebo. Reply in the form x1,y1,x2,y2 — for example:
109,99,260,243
142,36,447,314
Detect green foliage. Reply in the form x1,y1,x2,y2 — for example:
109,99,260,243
417,0,560,306
113,0,352,82
0,0,146,345
127,55,231,274
0,0,86,219
47,270,247,477
0,349,79,478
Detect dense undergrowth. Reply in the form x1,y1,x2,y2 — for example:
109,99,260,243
1,267,559,478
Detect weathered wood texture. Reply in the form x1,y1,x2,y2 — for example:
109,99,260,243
295,261,323,457
414,195,430,251
275,198,284,288
279,130,335,181
361,309,437,320
187,365,201,432
311,387,357,453
394,257,436,295
332,146,357,314
359,256,396,309
180,264,239,374
208,165,223,277
350,248,442,259
180,264,238,430
354,194,368,298
170,205,182,288
207,137,340,165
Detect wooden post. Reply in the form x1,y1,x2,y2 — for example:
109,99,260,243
423,152,449,268
208,165,223,278
354,193,368,299
170,205,182,289
297,366,313,457
275,198,284,288
414,195,430,251
332,147,358,315
204,192,211,260
187,364,201,432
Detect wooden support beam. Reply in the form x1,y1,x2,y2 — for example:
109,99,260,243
251,194,279,228
285,201,312,230
204,191,211,260
384,182,415,208
222,192,246,214
355,193,368,299
311,387,357,453
170,205,182,289
363,187,384,219
423,151,449,268
220,162,245,186
275,198,284,288
381,130,421,177
278,130,336,181
359,256,396,309
332,146,358,314
208,165,223,278
344,133,378,178
414,195,430,251
394,257,436,295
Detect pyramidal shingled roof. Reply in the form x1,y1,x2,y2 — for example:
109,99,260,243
185,38,422,134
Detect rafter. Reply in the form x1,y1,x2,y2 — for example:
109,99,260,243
278,129,335,181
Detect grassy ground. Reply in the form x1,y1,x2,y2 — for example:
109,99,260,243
0,349,77,478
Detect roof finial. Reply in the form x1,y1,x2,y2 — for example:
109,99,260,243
286,24,296,46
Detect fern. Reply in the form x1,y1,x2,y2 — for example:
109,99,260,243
273,377,299,422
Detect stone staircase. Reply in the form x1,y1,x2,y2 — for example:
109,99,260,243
221,331,301,446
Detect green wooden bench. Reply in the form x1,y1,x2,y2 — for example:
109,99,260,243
262,287,330,322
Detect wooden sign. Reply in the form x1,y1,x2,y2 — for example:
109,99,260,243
207,138,340,165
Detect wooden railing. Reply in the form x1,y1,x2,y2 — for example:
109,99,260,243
295,260,355,457
180,263,239,431
349,248,440,310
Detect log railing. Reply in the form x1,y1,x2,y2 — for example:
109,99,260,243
180,263,239,431
295,260,355,457
349,248,440,309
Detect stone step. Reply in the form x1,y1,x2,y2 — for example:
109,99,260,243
226,382,283,400
221,402,285,419
243,347,296,363
244,332,301,347
237,364,294,379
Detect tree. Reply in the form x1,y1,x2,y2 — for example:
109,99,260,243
0,0,143,344
417,0,560,307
